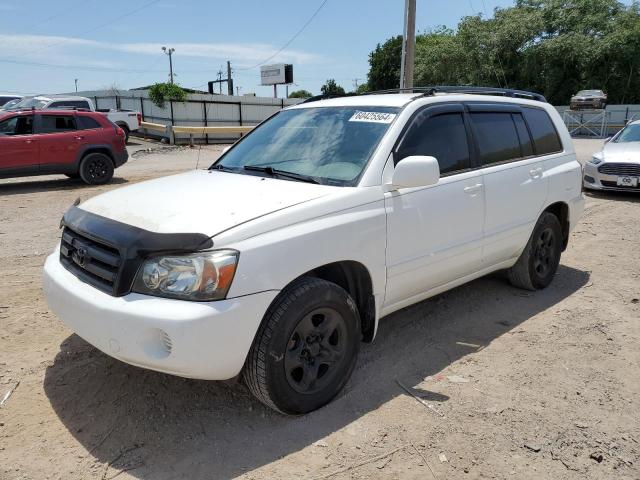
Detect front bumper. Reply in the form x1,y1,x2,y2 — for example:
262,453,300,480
583,162,640,193
43,251,278,380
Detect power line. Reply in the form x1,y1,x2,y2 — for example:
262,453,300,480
236,0,328,71
0,57,165,74
13,0,162,59
29,0,94,30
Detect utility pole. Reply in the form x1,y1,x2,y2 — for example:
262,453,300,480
161,46,175,83
226,61,234,96
236,86,241,96
399,0,416,91
74,78,78,92
353,78,362,91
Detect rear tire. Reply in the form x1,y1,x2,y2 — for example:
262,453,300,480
243,277,361,415
79,153,114,185
507,212,563,290
117,123,130,143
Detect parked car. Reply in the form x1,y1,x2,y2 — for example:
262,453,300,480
0,94,23,107
583,119,640,192
0,109,128,184
43,88,584,414
570,89,607,110
0,98,24,111
7,95,141,142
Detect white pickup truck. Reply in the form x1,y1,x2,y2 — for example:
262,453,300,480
43,87,584,414
9,95,141,141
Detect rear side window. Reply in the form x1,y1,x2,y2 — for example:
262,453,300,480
397,112,470,174
513,113,534,157
49,100,90,110
522,107,562,155
0,115,33,135
77,116,101,130
470,112,520,165
39,115,77,133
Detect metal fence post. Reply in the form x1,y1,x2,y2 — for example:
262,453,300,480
203,101,209,145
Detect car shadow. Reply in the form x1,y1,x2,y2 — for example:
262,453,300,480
584,190,640,203
43,265,589,479
0,176,128,196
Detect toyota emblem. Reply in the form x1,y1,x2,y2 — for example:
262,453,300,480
75,246,88,267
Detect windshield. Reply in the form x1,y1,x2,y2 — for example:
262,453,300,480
12,98,48,109
0,99,21,110
614,124,640,143
212,106,399,186
577,90,602,96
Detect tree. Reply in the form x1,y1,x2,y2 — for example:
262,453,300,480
367,35,403,90
288,89,313,98
320,79,346,96
148,82,187,108
365,0,640,104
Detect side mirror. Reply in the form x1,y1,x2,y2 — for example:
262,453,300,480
390,155,440,189
222,145,231,154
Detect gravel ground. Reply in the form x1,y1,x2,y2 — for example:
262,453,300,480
0,138,638,480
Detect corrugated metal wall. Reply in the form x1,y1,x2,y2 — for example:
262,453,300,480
71,89,302,142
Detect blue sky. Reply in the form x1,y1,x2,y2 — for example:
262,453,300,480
0,0,619,97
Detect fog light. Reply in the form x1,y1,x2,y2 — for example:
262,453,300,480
584,175,595,183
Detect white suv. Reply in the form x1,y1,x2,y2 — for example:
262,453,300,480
43,88,584,414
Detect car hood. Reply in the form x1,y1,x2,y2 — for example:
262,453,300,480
78,170,341,237
602,142,640,162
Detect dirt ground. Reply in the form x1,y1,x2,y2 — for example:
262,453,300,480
0,138,638,480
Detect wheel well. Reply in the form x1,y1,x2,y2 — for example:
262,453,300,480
81,148,114,166
303,261,376,343
115,121,129,132
543,202,569,251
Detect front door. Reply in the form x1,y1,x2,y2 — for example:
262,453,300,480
384,105,485,310
35,113,84,169
0,114,37,173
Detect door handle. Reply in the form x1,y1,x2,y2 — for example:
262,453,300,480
74,136,85,140
24,139,35,144
463,183,483,194
529,167,543,179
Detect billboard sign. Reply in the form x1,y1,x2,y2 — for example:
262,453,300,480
260,64,293,85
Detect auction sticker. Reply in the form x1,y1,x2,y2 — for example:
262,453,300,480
349,111,397,124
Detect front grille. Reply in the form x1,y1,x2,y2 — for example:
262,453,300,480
598,163,640,176
60,227,122,294
601,180,639,189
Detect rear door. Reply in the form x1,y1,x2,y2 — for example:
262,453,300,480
384,104,485,309
35,113,84,170
467,104,549,266
0,114,37,173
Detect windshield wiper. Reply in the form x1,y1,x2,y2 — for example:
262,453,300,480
243,165,321,184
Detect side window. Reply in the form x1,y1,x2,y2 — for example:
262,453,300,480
0,115,33,135
77,116,101,130
49,100,90,109
513,113,534,157
470,112,521,165
522,107,562,155
39,115,77,134
397,112,470,174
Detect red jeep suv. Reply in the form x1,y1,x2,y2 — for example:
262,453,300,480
0,109,128,185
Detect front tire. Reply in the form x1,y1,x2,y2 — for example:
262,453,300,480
508,212,563,290
79,153,114,185
244,277,361,415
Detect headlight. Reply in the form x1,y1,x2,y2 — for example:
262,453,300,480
588,155,603,165
132,250,239,301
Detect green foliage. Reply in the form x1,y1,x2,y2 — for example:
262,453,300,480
148,82,188,108
355,83,371,94
288,89,313,98
320,79,346,96
366,0,640,104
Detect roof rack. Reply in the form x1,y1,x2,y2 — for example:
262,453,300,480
302,93,358,104
366,86,547,102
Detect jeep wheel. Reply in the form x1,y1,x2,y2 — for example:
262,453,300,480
507,212,563,290
244,277,360,414
79,153,114,185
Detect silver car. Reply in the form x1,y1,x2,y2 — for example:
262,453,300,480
583,120,640,192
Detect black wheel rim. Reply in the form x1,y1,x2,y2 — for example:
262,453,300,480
86,158,109,181
284,307,347,394
533,227,556,277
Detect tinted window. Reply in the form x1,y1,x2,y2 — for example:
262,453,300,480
39,115,76,133
77,116,101,130
513,113,534,157
522,107,562,155
470,112,521,165
0,115,33,135
397,112,470,174
49,100,90,109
